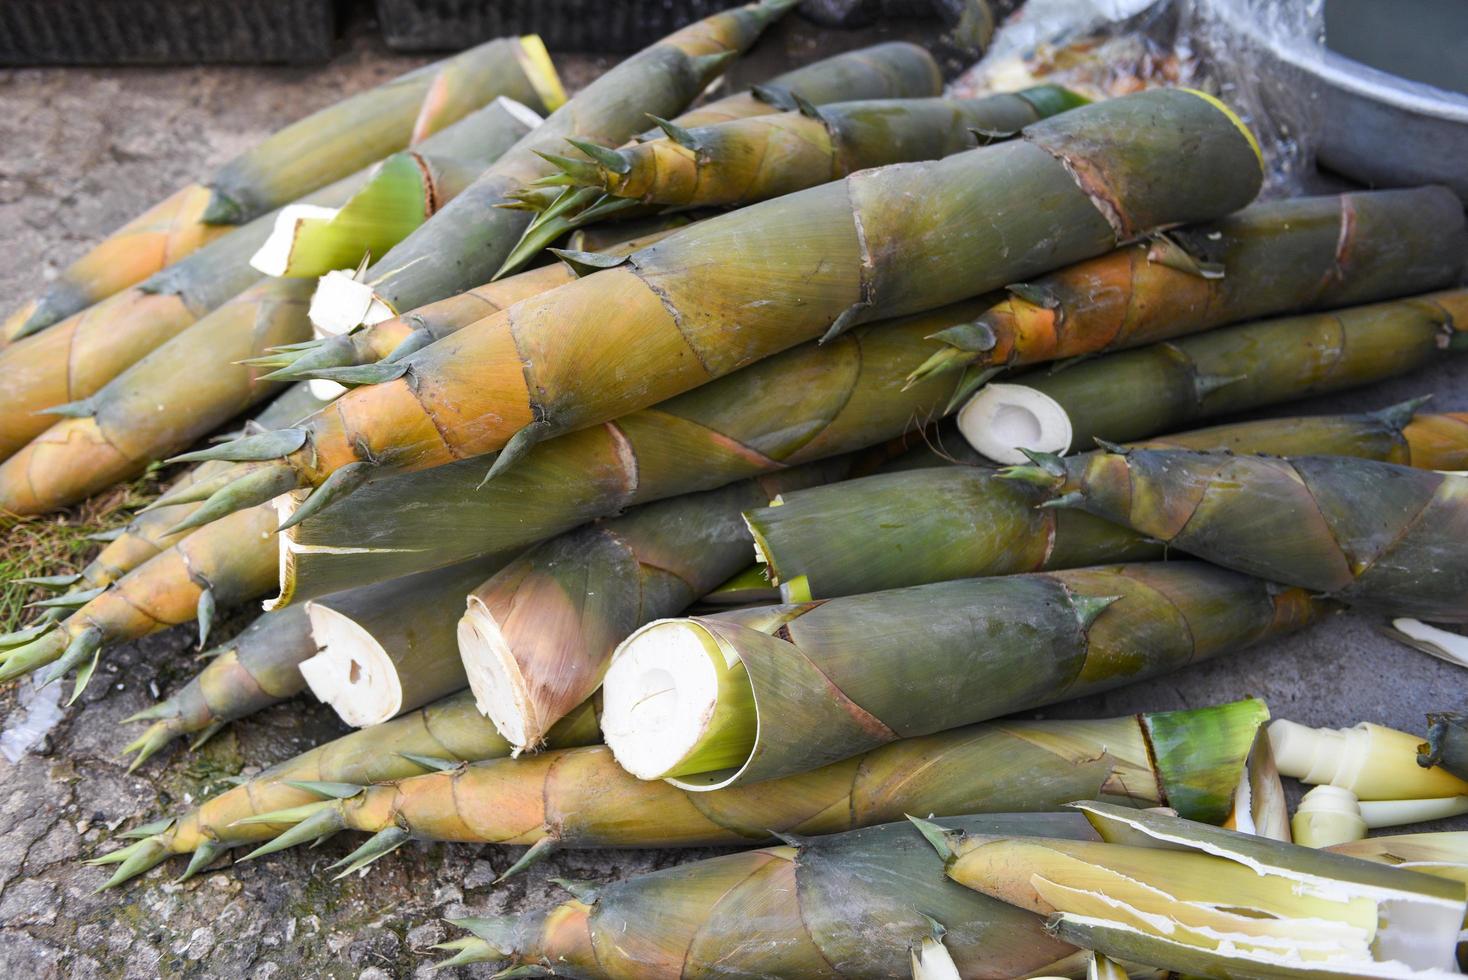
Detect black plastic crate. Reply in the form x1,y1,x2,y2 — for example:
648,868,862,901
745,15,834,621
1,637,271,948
0,0,337,65
376,0,742,53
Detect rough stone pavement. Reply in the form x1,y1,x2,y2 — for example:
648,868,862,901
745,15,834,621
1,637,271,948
2,20,1466,980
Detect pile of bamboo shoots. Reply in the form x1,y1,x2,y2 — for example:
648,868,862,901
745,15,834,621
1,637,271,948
6,2,1468,974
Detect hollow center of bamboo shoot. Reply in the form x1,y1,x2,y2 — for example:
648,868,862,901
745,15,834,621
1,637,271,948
601,621,757,781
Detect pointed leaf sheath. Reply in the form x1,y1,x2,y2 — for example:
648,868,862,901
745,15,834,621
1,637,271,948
747,403,1468,601
319,0,795,334
233,701,1267,871
962,289,1468,463
460,463,849,752
571,87,1083,208
600,562,1321,790
263,89,1262,510
1,36,560,345
655,41,942,134
98,694,600,886
443,815,1092,978
123,606,313,770
0,106,539,515
270,296,1000,603
912,186,1467,383
1015,449,1468,622
0,106,533,467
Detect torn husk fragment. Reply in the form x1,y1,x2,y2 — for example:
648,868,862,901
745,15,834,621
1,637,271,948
90,694,600,890
554,87,1086,209
909,186,1467,388
460,461,848,752
750,401,1468,601
1002,448,1468,623
441,815,1092,977
960,289,1468,463
218,87,1262,518
308,0,796,336
1,36,560,343
929,801,1468,978
122,606,315,771
601,562,1320,789
300,555,513,728
230,699,1269,873
0,100,536,469
1419,713,1468,783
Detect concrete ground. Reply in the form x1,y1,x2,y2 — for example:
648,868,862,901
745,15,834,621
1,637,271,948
1,17,1465,980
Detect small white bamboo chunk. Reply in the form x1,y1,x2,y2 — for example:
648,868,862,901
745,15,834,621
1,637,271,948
1292,785,1368,848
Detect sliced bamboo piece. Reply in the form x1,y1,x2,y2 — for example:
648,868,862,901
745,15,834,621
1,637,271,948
88,694,599,890
928,801,1468,978
907,187,1468,392
225,700,1270,879
436,815,1092,975
0,101,534,465
960,289,1468,463
601,562,1322,789
261,223,686,384
549,87,1086,208
747,402,1468,601
1002,447,1468,623
1,37,561,344
299,556,511,727
196,88,1263,523
121,606,315,771
305,0,797,340
460,463,847,752
1419,713,1468,783
1270,719,1468,800
268,297,1000,604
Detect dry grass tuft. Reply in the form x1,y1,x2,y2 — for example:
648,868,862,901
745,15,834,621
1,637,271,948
0,468,165,633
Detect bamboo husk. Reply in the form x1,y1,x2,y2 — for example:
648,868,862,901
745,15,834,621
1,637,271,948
89,694,599,890
551,87,1086,208
0,101,534,465
121,605,315,771
437,814,1093,975
1,36,560,344
196,88,1263,525
460,462,848,752
268,298,997,604
0,296,975,689
747,402,1468,601
601,563,1322,789
72,383,333,593
303,0,796,341
229,700,1269,882
907,186,1468,392
960,289,1468,463
1419,713,1468,783
1003,447,1468,623
298,556,511,728
930,801,1468,978
261,223,687,384
651,40,942,133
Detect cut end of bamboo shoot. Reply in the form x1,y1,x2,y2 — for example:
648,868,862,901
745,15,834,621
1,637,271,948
307,379,348,401
299,601,403,728
250,205,342,277
600,620,757,782
515,36,566,113
458,596,541,752
494,95,546,131
958,382,1073,464
309,269,395,338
